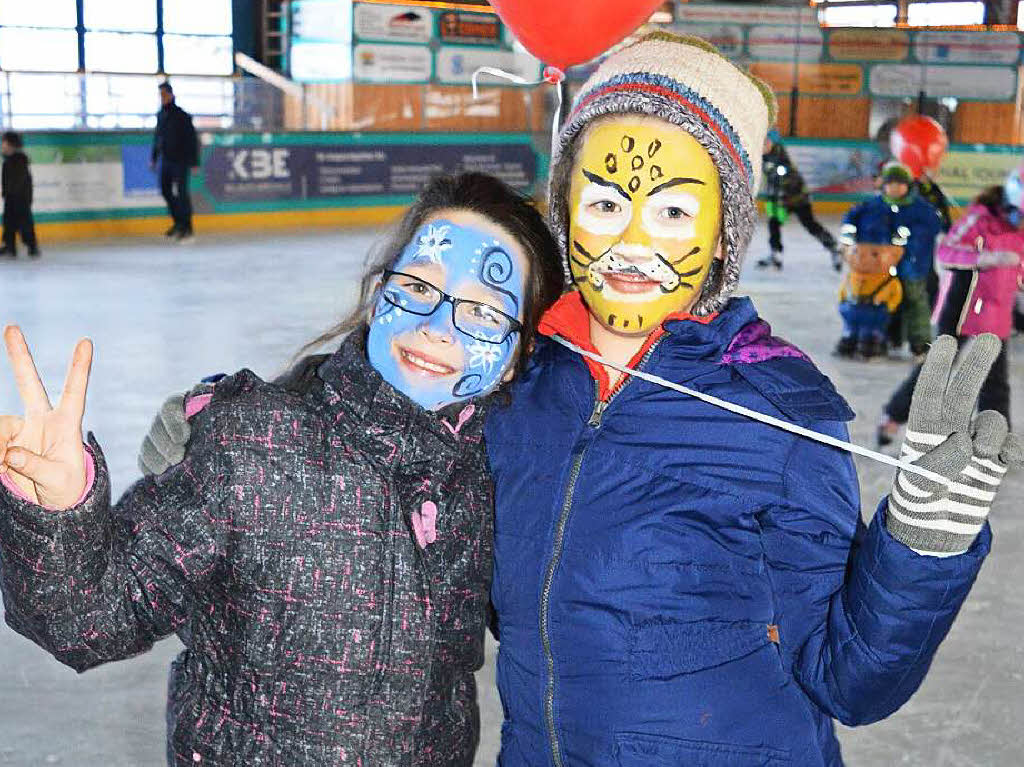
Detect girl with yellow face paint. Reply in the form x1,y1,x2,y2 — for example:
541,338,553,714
568,116,722,337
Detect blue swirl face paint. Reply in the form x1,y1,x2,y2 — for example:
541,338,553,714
366,219,526,411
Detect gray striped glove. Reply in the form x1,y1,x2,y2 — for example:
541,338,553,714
887,334,1024,556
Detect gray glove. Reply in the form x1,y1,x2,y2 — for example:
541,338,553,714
887,334,1024,556
137,392,192,476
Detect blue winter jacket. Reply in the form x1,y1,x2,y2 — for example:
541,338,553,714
484,295,990,767
842,193,943,281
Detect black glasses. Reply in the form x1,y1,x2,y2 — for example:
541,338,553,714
380,270,523,344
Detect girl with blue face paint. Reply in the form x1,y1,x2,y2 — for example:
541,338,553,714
366,213,528,410
0,173,562,766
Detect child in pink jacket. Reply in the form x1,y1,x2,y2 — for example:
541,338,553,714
879,178,1024,444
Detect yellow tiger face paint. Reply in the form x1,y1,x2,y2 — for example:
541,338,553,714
568,116,722,335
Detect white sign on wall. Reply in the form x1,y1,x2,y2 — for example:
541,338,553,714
291,41,353,81
746,25,823,61
675,3,817,25
674,23,745,58
434,46,541,86
353,3,433,44
913,31,1021,66
353,42,432,83
869,64,1018,100
293,1,352,41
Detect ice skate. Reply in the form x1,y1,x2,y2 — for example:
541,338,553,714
876,414,901,448
756,250,783,270
829,244,843,272
833,337,856,358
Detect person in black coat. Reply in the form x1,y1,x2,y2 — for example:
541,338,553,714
1,131,39,258
152,82,199,241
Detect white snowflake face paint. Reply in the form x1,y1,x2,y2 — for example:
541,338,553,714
366,217,527,411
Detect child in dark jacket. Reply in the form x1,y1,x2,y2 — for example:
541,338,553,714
758,130,840,270
842,161,943,355
0,173,562,766
0,131,39,258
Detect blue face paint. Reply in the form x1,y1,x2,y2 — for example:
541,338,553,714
366,219,526,411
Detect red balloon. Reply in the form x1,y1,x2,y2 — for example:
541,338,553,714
890,115,948,179
489,0,665,71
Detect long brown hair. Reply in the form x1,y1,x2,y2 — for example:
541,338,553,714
975,185,1006,217
298,172,563,381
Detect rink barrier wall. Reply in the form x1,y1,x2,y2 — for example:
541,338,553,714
17,131,1019,242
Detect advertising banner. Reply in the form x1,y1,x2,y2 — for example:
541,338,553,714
354,42,432,83
766,140,1023,206
678,23,745,58
434,46,540,86
27,140,163,215
746,25,824,61
675,3,817,25
353,3,433,43
935,150,1023,202
751,61,863,96
437,10,503,47
827,28,909,62
781,142,884,199
869,64,1018,100
913,31,1020,66
202,137,539,204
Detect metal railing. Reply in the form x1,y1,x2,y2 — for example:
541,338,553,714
0,69,304,132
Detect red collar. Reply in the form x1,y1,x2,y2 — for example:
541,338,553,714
538,291,717,400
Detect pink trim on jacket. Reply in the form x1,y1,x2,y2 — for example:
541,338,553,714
185,393,213,420
0,447,96,511
934,203,1024,338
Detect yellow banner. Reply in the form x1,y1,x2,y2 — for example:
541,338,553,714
935,151,1022,202
828,29,910,62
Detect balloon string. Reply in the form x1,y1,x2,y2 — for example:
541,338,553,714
552,336,953,489
470,66,543,99
470,65,565,155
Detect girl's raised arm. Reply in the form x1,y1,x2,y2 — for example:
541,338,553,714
0,325,90,509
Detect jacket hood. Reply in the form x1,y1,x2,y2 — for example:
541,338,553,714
317,330,487,455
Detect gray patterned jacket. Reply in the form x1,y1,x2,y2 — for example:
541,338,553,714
0,333,494,766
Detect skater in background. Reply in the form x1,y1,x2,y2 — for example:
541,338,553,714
842,161,942,357
0,172,563,766
835,228,906,359
759,129,841,270
151,82,199,243
878,172,1024,445
0,131,39,259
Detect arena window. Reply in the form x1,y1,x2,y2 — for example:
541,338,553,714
907,1,985,25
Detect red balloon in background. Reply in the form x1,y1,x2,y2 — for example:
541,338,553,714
890,115,948,179
488,0,665,72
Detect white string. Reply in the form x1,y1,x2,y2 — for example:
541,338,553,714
470,65,564,155
550,81,563,157
471,66,543,98
553,336,953,489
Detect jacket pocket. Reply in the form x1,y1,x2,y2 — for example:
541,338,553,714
629,619,773,680
615,732,790,766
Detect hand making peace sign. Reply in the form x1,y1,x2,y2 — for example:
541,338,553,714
0,326,93,510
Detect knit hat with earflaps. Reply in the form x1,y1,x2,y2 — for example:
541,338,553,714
548,32,776,316
880,160,914,186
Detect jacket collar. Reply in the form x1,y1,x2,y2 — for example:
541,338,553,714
538,291,756,398
316,330,486,459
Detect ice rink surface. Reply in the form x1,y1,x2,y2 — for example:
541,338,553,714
0,216,1021,766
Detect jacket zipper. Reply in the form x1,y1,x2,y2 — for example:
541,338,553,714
539,339,664,767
